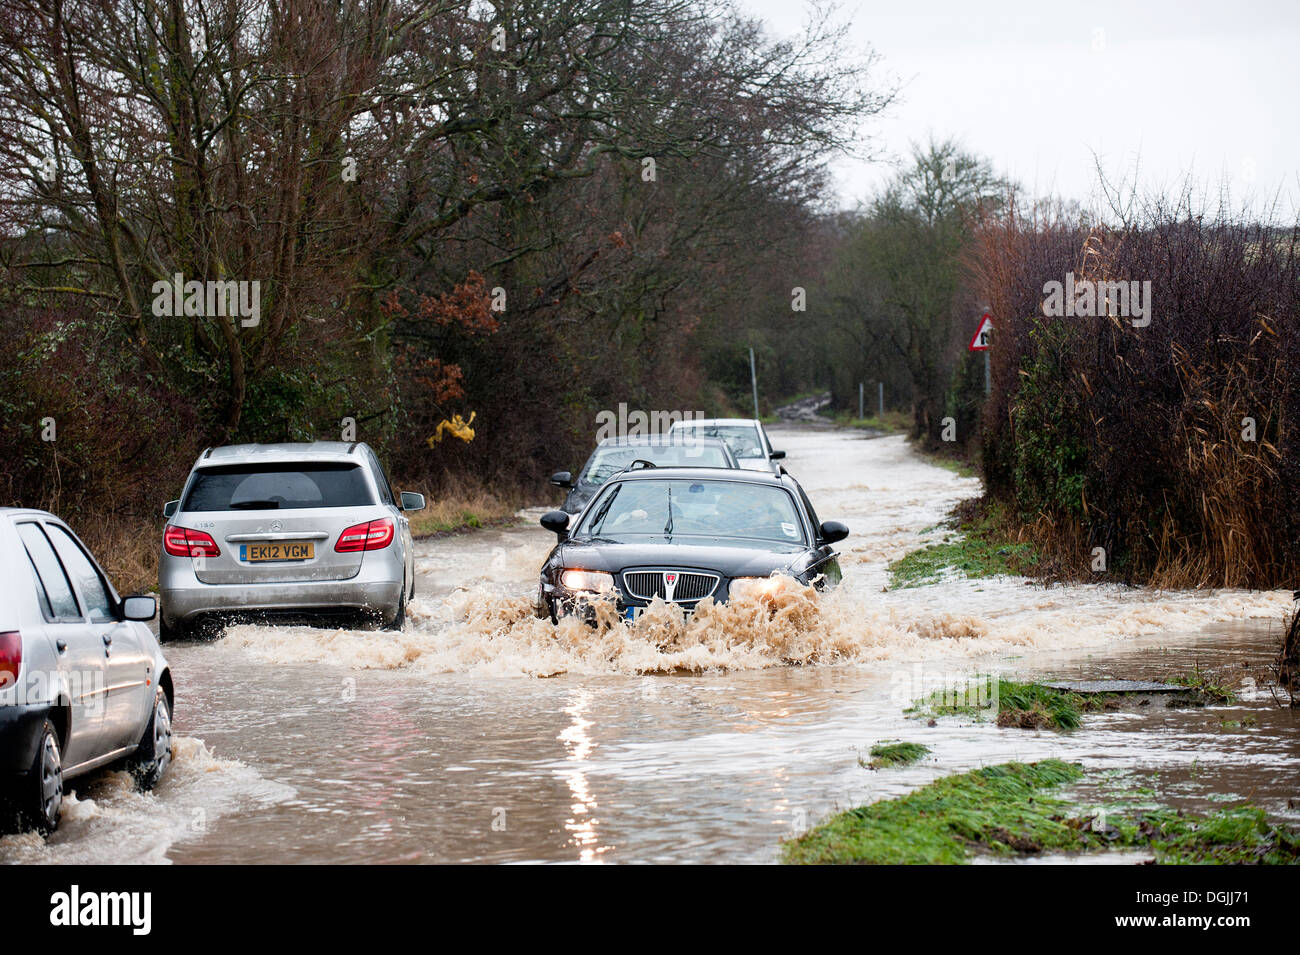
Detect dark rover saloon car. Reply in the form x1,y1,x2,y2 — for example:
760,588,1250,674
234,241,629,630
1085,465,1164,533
535,467,848,622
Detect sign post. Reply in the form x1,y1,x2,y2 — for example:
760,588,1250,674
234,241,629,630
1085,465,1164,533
968,312,993,396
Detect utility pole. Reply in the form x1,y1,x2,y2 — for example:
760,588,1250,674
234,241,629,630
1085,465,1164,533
749,347,760,420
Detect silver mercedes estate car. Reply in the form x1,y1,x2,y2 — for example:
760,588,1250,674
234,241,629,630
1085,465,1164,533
1,508,172,834
158,442,425,638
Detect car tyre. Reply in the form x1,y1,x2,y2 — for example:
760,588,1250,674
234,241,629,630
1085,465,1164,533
382,591,406,631
16,720,63,835
158,613,190,642
128,689,172,791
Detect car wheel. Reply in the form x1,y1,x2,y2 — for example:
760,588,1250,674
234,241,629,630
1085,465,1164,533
128,689,172,790
18,720,63,835
382,591,407,631
158,614,190,642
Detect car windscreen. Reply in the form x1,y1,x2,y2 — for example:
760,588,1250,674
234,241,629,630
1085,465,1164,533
673,424,765,459
580,444,732,485
576,479,805,544
182,463,375,511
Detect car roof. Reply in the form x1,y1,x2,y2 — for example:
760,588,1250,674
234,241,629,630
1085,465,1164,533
671,418,762,428
196,442,365,466
595,434,729,447
609,466,791,487
0,507,56,519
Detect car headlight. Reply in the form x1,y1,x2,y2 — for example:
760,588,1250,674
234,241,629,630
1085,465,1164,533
729,576,787,601
560,569,615,593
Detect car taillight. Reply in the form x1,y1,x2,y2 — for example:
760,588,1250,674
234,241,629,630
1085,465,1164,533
163,525,221,558
335,518,395,553
0,631,20,689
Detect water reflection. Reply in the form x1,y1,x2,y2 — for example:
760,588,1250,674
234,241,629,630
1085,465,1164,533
558,689,610,861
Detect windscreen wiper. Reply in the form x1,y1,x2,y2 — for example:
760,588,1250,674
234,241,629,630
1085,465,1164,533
230,500,281,509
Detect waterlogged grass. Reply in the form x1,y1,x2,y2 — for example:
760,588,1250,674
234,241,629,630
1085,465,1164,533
784,760,1300,865
992,679,1100,730
1217,716,1258,729
1170,666,1238,705
908,677,1099,731
1151,806,1300,864
888,502,1035,589
864,741,931,768
911,672,1243,732
786,760,1086,864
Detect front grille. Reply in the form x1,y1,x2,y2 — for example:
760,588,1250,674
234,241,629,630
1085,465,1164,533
622,570,720,603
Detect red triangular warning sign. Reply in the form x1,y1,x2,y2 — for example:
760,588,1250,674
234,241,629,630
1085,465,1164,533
968,313,993,351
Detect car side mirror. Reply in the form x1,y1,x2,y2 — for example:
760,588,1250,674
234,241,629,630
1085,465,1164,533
540,510,570,539
770,450,786,460
163,500,180,518
550,471,574,489
121,595,157,622
400,491,426,511
819,520,849,544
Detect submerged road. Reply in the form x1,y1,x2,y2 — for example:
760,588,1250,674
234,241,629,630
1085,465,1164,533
2,425,1293,864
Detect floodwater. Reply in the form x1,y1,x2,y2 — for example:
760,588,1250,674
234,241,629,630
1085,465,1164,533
2,426,1295,864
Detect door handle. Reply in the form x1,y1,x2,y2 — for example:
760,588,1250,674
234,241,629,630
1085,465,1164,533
102,633,113,646
56,639,67,653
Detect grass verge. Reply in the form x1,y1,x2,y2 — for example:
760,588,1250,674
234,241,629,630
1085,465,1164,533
921,451,977,479
823,409,911,433
400,481,522,538
888,499,1037,589
784,759,1300,865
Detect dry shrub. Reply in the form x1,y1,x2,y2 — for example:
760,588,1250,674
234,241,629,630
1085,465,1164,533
969,190,1300,588
69,515,161,597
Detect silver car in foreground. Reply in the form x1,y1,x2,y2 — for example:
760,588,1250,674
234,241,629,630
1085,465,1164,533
158,442,424,638
0,509,172,834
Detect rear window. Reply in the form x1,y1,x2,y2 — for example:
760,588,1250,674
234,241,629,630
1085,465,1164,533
581,443,731,485
673,423,765,459
182,463,375,511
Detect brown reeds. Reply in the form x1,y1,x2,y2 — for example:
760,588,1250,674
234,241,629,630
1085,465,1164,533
968,191,1300,589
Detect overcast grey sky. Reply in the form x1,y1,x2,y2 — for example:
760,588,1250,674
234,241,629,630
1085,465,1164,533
736,0,1300,217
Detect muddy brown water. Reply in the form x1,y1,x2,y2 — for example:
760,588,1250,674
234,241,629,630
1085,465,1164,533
2,427,1294,864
